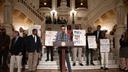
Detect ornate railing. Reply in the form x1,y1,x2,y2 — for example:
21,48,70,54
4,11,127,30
18,0,44,21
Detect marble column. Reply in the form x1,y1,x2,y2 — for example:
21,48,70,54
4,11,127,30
70,0,75,9
52,0,57,10
33,0,39,10
41,19,45,60
114,0,126,63
3,0,13,36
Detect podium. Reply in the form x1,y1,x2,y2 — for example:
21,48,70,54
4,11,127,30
53,41,74,72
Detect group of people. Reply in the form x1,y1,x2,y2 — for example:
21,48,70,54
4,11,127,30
1,24,127,72
46,24,110,72
45,16,67,24
0,27,42,72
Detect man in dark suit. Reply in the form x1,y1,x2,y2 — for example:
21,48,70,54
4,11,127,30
93,25,102,62
0,28,10,69
19,27,27,70
26,29,42,72
93,25,102,42
9,31,23,72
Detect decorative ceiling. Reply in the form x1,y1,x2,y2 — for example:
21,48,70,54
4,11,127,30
39,0,87,9
95,10,116,33
12,9,33,30
57,0,70,7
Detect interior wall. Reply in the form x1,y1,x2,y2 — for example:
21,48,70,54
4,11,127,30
12,9,33,31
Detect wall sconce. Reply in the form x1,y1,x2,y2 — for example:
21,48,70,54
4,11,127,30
70,10,77,24
44,2,47,5
51,10,57,24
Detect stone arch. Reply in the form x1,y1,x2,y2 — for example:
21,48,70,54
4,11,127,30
14,2,45,37
87,0,117,27
14,2,44,25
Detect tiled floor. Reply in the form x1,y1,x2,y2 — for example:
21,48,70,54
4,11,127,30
35,69,122,72
0,68,124,72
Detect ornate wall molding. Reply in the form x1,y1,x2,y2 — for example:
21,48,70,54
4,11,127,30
14,2,44,25
87,0,116,25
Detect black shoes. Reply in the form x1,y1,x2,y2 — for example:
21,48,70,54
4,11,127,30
45,59,54,61
86,63,89,66
73,63,76,66
91,63,95,66
104,68,109,70
79,63,84,66
73,63,84,66
86,62,95,66
45,59,49,61
100,67,104,69
101,67,109,70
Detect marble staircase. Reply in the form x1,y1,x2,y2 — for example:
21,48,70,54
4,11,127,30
36,52,119,69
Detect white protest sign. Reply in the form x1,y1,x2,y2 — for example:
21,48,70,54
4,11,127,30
45,31,57,46
73,30,86,46
100,39,110,52
87,36,97,49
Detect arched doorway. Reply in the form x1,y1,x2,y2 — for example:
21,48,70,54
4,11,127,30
94,9,116,34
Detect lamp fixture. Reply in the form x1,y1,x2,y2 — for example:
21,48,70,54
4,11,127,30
44,2,47,5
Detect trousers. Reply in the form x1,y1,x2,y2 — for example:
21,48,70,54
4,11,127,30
10,55,22,72
101,52,109,68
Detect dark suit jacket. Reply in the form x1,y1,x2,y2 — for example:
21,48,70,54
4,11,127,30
10,37,23,55
0,34,10,52
93,30,102,43
26,35,42,53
